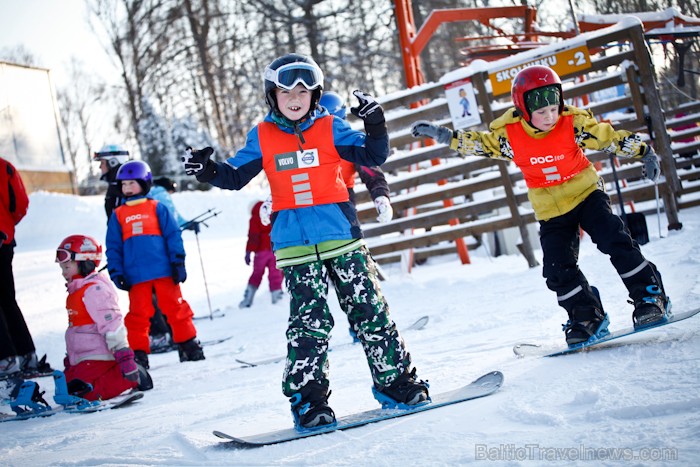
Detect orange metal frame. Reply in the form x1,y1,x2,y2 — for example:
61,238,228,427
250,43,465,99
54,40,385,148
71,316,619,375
393,3,538,265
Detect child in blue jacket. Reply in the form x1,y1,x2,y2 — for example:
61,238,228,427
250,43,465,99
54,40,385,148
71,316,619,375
182,53,429,430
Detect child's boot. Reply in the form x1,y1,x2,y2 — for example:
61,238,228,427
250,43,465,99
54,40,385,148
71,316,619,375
178,338,205,362
271,289,284,304
133,350,150,369
290,382,336,429
372,368,430,409
239,285,257,308
631,284,670,328
563,304,609,346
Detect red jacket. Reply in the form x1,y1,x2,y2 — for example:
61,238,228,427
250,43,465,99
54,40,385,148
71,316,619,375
246,201,272,253
0,158,29,245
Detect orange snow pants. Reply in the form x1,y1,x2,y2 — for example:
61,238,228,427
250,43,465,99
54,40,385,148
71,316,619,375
125,277,197,353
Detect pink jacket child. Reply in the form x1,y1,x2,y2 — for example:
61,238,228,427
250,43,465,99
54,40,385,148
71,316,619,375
56,234,149,401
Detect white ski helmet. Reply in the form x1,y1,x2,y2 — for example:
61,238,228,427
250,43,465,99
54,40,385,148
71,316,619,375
94,144,130,168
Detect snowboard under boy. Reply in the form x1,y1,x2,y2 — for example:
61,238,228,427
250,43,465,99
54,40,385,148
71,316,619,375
182,53,429,430
411,65,669,346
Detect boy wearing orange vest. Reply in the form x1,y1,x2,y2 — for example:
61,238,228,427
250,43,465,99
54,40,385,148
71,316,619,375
182,53,429,430
56,234,151,400
106,161,204,369
411,65,669,347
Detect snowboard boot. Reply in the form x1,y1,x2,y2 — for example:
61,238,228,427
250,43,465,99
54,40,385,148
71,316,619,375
136,363,154,391
372,368,430,409
149,332,173,353
563,304,610,346
631,285,670,329
66,378,93,398
239,285,257,308
290,382,336,430
178,338,205,362
271,289,284,305
19,353,53,378
133,350,150,370
0,356,20,378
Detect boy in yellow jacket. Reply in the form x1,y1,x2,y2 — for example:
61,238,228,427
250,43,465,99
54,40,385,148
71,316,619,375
411,65,669,346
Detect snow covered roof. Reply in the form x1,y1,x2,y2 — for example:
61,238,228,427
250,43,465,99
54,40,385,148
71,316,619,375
578,7,700,37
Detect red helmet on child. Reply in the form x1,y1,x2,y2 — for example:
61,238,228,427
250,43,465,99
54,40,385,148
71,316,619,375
511,66,563,122
56,235,102,267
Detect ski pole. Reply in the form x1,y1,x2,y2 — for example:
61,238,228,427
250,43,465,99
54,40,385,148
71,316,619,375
654,181,663,238
193,228,214,320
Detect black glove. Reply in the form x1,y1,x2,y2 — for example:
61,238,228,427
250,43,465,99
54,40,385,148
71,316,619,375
641,147,661,182
245,251,251,266
113,275,130,291
182,221,200,234
411,120,454,145
351,90,385,126
0,231,7,242
171,262,187,284
182,147,217,182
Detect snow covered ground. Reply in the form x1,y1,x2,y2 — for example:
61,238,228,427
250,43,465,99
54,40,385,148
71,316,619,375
1,188,699,466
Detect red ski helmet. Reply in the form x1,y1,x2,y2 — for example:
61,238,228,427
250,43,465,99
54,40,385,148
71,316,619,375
511,66,563,122
56,234,102,270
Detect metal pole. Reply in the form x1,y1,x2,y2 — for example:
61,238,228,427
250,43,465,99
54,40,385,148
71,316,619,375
193,229,214,320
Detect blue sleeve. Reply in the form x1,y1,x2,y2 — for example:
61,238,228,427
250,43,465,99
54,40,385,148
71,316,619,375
332,117,389,167
210,126,264,190
105,213,124,278
157,202,185,264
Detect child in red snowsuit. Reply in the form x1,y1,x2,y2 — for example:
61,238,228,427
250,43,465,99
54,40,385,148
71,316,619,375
239,200,284,308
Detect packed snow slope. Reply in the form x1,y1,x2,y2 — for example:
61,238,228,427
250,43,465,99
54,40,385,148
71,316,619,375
1,189,699,466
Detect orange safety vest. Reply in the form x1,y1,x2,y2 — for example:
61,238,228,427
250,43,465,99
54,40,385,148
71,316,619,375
506,115,591,188
339,159,356,189
114,199,163,240
258,117,349,211
66,283,94,327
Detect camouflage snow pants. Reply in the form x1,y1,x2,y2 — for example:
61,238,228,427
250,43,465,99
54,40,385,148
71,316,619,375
281,246,412,397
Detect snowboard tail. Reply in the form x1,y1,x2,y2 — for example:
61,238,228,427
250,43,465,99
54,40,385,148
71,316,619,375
514,306,700,358
213,370,503,447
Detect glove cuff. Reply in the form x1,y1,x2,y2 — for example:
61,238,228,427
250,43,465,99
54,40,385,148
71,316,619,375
364,120,387,138
196,160,218,183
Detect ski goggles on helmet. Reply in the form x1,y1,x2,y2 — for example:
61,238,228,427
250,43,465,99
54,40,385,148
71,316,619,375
55,249,100,263
264,62,324,91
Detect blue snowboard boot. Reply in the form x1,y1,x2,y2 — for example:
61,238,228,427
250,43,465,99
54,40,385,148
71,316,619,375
631,285,671,329
290,382,336,430
373,368,430,409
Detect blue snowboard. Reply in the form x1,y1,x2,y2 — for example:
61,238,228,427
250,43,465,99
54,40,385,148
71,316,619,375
213,370,503,447
513,306,700,358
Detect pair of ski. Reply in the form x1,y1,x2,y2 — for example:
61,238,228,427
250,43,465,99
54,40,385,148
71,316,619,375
1,370,143,422
234,315,430,368
150,335,234,354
